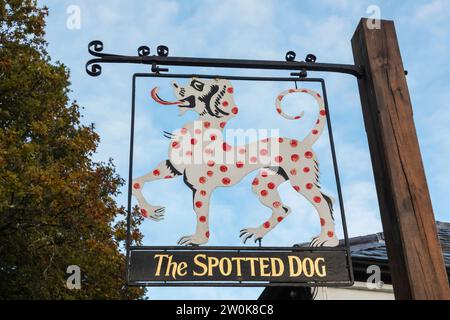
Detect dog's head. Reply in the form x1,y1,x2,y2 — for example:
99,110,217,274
151,78,238,119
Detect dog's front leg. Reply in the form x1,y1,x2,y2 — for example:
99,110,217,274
178,190,211,246
132,160,181,221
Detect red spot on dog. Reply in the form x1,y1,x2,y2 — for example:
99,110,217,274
172,141,180,149
303,167,310,173
293,185,300,192
239,148,246,155
195,129,202,135
185,151,192,157
278,137,284,143
153,170,160,176
316,119,320,125
277,216,284,222
133,183,141,189
306,183,313,190
290,169,297,176
195,201,203,208
203,121,211,128
320,110,326,116
220,165,228,173
164,175,172,179
260,149,268,156
232,107,239,114
200,190,207,196
222,142,232,152
207,160,215,167
252,178,259,186
250,156,257,163
320,218,325,226
327,231,334,238
317,93,321,98
260,190,268,197
140,208,148,218
290,140,298,147
274,156,283,163
227,87,234,94
236,162,244,168
207,171,214,177
273,201,281,208
268,182,275,190
276,108,282,114
222,177,231,185
294,116,302,120
180,128,188,135
205,231,210,238
210,134,217,141
199,177,207,184
222,101,229,107
291,154,300,162
261,171,268,178
312,129,318,135
289,89,296,93
191,138,197,145
220,122,227,128
263,221,271,228
199,216,206,222
305,151,313,159
314,196,322,203
278,95,283,101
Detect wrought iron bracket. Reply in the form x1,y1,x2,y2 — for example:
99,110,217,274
86,41,364,78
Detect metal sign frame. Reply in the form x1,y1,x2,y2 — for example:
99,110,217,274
86,42,357,287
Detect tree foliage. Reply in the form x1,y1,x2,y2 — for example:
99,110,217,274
0,0,145,299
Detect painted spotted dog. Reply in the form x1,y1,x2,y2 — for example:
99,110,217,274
132,78,338,247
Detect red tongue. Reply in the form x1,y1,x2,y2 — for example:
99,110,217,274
151,87,181,105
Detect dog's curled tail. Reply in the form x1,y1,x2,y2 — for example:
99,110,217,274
275,88,327,146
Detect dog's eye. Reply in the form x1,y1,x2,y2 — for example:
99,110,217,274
190,80,204,92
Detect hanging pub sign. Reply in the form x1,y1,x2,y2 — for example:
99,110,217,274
86,42,354,287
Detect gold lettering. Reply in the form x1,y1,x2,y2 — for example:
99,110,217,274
288,256,302,277
246,258,259,276
231,257,245,276
154,254,169,276
303,258,314,277
208,257,219,276
219,258,232,276
315,257,327,277
193,254,208,276
271,258,284,277
178,262,187,277
259,258,271,276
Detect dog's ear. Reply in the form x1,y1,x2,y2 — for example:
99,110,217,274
210,80,238,119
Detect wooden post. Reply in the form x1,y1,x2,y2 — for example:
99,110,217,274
351,18,450,299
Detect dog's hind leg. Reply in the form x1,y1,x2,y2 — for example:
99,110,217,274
132,160,181,221
240,168,290,244
289,174,338,247
178,188,212,246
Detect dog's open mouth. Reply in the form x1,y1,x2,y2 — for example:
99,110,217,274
151,87,195,108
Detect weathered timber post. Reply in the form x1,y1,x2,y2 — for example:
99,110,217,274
351,18,450,300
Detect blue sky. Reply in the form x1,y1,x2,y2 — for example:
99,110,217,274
39,0,450,299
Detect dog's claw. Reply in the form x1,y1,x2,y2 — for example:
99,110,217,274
177,234,208,246
239,227,267,245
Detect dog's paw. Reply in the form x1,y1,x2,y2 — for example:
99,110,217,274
310,233,339,247
139,204,165,222
239,227,266,244
177,234,208,246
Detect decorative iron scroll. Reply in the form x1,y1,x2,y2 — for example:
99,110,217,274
85,41,364,78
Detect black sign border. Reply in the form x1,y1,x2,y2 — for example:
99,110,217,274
125,74,354,288
128,246,353,287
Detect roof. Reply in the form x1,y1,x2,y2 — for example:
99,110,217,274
259,221,450,300
349,220,450,266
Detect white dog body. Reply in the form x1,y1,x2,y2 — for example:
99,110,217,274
132,78,338,247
